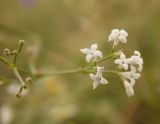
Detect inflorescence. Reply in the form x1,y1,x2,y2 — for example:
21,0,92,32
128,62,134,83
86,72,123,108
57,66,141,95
80,29,143,97
0,28,143,97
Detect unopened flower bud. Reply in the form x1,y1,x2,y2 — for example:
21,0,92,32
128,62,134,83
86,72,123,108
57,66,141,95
19,40,25,46
25,77,32,84
11,50,18,55
3,48,11,55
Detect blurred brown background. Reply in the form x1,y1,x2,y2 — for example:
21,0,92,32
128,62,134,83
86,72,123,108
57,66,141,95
0,0,160,124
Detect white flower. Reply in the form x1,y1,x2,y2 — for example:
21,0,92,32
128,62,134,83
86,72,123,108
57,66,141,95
127,50,143,72
108,29,128,45
114,52,128,70
123,79,134,97
121,66,141,97
80,43,103,63
121,66,141,86
89,67,108,89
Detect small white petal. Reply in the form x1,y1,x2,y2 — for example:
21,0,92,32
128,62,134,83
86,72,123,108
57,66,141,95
93,81,99,89
133,73,141,79
86,54,93,63
123,80,134,97
90,43,98,51
130,78,136,87
89,74,96,80
121,72,130,79
120,29,128,37
100,77,108,84
95,50,103,58
132,56,142,64
123,63,128,70
126,58,132,63
80,48,90,54
112,29,119,34
114,59,122,64
134,50,141,56
108,29,119,42
138,65,143,72
118,35,127,43
120,52,126,60
131,65,136,72
108,35,113,42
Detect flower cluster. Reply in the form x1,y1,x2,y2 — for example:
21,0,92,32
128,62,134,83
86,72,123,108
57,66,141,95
108,29,128,46
80,29,143,97
115,50,143,96
80,44,108,89
0,29,143,98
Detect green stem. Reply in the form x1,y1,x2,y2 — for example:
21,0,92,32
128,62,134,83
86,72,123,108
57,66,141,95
84,54,114,70
13,42,24,66
111,44,115,54
0,56,25,82
104,70,119,75
13,67,25,85
34,53,116,76
37,68,82,76
96,54,113,63
13,54,18,66
0,56,13,67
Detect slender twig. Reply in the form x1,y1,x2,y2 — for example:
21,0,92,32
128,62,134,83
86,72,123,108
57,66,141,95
13,41,24,66
84,54,114,70
0,41,30,97
13,67,26,97
13,67,25,85
40,68,80,75
34,68,86,76
96,54,113,63
104,70,119,75
13,54,18,66
31,53,115,76
0,56,13,67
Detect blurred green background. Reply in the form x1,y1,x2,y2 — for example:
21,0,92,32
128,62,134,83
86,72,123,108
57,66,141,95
0,0,160,124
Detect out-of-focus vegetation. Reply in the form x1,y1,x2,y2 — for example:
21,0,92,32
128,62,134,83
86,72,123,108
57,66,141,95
0,0,160,124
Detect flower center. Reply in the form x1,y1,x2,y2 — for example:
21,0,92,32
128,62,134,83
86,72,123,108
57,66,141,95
95,76,101,81
89,52,95,56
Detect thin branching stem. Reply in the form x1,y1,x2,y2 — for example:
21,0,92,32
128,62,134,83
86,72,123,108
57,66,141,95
13,67,25,85
13,41,24,66
37,68,81,76
0,41,29,97
104,70,119,75
13,54,18,66
33,51,116,76
0,56,13,67
96,54,113,63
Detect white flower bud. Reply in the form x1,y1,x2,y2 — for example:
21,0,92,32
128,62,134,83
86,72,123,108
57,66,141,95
19,40,25,45
3,48,11,55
